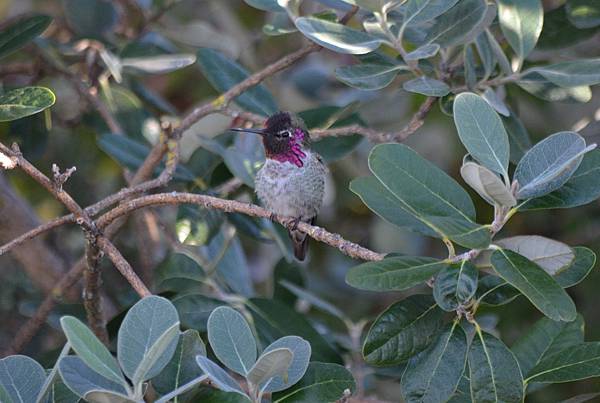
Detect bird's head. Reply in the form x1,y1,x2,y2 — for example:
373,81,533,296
231,111,310,167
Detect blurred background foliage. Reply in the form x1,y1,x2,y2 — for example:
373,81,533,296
0,0,599,401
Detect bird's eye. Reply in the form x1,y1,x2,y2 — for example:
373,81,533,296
277,129,291,138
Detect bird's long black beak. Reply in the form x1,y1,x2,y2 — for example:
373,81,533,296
230,127,266,136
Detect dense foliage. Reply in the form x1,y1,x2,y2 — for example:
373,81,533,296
1,0,600,402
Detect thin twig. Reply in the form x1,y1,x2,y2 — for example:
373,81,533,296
96,192,385,261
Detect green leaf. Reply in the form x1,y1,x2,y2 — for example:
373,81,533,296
261,336,311,393
367,143,490,249
0,14,51,59
515,131,594,199
36,342,71,403
60,316,125,386
299,105,365,162
475,32,496,80
0,356,46,403
433,261,478,312
205,230,254,297
402,76,450,96
247,348,293,386
463,45,478,90
498,0,543,68
295,17,384,54
520,149,600,210
512,315,584,377
172,294,225,332
362,295,445,366
350,176,438,238
191,388,252,402
526,342,600,383
537,5,600,50
525,58,600,87
98,133,195,182
58,356,128,398
566,0,600,28
517,72,592,103
502,109,532,164
468,330,524,403
475,275,520,306
460,161,516,207
404,0,460,26
207,306,257,376
405,43,440,61
490,249,577,322
117,296,180,384
482,87,510,117
422,0,488,47
84,390,136,403
486,29,513,75
346,256,448,292
0,87,56,122
121,54,196,74
247,298,341,364
195,356,245,395
555,247,596,288
401,322,468,403
335,63,406,90
243,0,284,12
152,330,207,396
482,235,575,275
272,362,355,403
196,48,277,116
453,92,510,177
62,0,118,38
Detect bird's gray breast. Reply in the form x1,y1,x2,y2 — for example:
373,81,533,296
255,151,326,219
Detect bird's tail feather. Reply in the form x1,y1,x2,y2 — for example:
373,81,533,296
289,216,315,261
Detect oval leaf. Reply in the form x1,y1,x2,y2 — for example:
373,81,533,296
515,131,595,199
491,249,577,322
197,48,277,116
347,256,448,292
469,330,524,403
403,76,450,96
520,149,600,210
0,15,52,59
117,296,180,384
555,247,596,288
526,342,600,384
58,356,128,399
498,0,544,68
512,315,584,377
60,316,125,386
404,0,460,26
460,161,516,207
422,0,488,47
335,63,405,90
0,87,56,122
433,261,478,312
195,356,246,395
121,54,196,74
272,362,355,403
152,329,207,396
495,235,574,275
295,17,383,54
401,322,468,403
525,58,600,87
566,0,600,28
247,348,293,387
453,92,510,177
0,355,46,403
368,143,490,249
362,295,445,366
207,306,257,376
405,43,440,60
261,336,311,393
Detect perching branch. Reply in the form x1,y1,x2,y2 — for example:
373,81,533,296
95,192,385,262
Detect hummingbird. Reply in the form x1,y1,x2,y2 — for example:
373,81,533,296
232,111,327,261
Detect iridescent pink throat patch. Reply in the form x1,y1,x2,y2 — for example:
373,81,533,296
272,128,307,167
